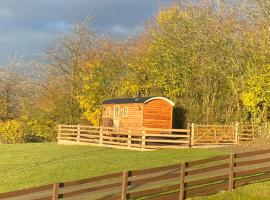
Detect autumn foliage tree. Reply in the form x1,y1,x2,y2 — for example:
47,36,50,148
1,0,270,143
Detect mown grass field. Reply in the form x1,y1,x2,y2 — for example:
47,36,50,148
194,181,270,200
0,143,223,192
1,143,270,200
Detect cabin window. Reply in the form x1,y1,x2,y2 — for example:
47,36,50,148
114,107,120,118
106,107,111,117
123,107,128,117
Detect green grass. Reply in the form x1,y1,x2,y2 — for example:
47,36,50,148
1,143,270,199
193,181,270,200
0,143,224,192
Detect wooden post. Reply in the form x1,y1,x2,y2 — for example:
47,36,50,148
228,153,235,191
57,125,61,143
235,122,239,144
121,171,129,200
127,129,131,148
252,124,255,139
52,183,59,200
77,125,80,143
190,123,195,146
259,124,264,138
187,123,191,148
100,126,103,145
142,128,146,151
262,122,268,138
178,162,186,200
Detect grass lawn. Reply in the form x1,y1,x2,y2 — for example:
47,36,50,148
194,181,270,200
0,143,224,192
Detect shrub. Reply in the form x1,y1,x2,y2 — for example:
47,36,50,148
0,120,26,144
23,118,56,142
0,118,56,144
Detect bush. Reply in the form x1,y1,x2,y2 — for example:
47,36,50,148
0,118,56,144
0,120,27,144
23,118,56,142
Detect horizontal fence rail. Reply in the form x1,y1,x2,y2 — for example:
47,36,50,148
58,125,191,150
2,149,270,199
238,124,260,142
193,124,236,145
58,123,261,150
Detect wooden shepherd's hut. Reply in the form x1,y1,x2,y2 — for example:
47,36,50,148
101,96,175,129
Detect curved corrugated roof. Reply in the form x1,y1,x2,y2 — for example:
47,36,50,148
102,96,175,106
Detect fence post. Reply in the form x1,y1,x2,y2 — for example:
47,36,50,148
128,129,131,148
266,122,270,139
57,125,61,143
235,122,239,144
121,171,129,200
253,124,256,139
178,162,186,200
190,123,195,146
52,183,59,200
100,126,103,145
228,153,235,191
187,123,191,148
77,125,81,143
142,128,146,151
259,124,264,138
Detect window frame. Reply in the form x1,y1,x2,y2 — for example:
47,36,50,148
123,107,128,117
106,107,111,117
114,106,120,118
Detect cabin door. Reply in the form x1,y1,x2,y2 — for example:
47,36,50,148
113,106,120,128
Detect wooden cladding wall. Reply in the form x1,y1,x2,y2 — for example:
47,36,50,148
2,149,270,200
101,98,173,130
143,99,173,129
101,103,143,129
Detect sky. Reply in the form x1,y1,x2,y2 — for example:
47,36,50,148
0,0,172,64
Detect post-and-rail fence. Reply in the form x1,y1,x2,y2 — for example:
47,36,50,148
2,149,270,199
58,125,191,150
57,124,261,150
